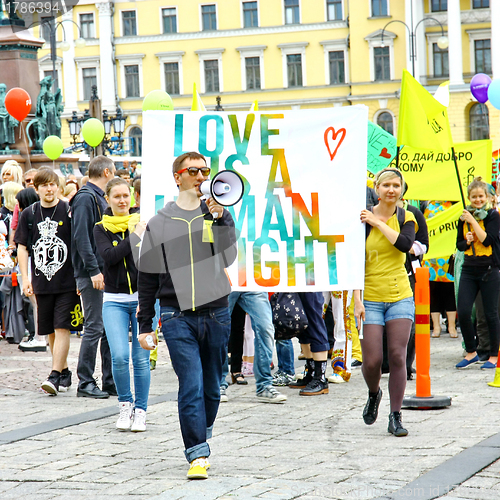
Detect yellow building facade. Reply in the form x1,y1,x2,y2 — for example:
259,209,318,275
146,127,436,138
33,0,498,155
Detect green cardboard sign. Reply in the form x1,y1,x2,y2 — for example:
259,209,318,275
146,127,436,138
367,121,397,174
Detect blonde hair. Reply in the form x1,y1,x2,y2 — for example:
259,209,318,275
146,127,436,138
1,161,23,185
467,176,489,198
2,181,23,211
374,168,406,199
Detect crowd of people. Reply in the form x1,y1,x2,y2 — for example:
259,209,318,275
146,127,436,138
1,155,498,480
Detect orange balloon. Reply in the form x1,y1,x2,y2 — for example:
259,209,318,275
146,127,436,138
5,88,31,121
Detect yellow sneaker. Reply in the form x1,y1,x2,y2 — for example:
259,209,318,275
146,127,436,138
187,458,208,480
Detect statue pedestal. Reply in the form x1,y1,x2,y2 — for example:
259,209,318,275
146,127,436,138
30,154,81,176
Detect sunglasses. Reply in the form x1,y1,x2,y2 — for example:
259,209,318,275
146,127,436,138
177,166,211,176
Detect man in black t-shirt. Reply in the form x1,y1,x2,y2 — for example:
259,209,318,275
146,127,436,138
16,168,83,395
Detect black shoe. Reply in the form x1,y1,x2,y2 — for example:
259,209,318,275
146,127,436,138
290,360,314,389
388,411,408,437
77,382,110,399
351,359,363,369
59,370,72,392
41,372,60,396
102,384,118,397
299,378,329,396
363,388,382,425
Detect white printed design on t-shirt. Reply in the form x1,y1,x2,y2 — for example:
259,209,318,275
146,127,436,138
33,218,68,281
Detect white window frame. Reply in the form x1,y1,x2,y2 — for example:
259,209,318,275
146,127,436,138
159,6,178,35
116,54,145,99
374,109,395,134
79,12,95,39
75,56,101,101
365,30,395,81
195,48,225,93
120,9,139,37
426,31,450,78
241,0,260,28
278,42,308,88
320,39,349,84
429,0,447,13
283,0,301,25
156,51,185,95
325,0,344,22
236,45,266,91
466,28,491,75
369,0,390,17
199,3,218,31
38,55,63,95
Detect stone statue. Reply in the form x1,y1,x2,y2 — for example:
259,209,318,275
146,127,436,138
0,0,24,26
27,76,64,150
0,83,19,151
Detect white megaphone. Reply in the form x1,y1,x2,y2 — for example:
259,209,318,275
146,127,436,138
199,170,244,207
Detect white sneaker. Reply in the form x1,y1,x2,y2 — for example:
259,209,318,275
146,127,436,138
256,386,287,403
328,373,346,384
116,402,133,431
131,408,147,432
220,387,228,402
18,338,47,352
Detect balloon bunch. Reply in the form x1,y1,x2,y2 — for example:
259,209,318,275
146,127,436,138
470,73,500,110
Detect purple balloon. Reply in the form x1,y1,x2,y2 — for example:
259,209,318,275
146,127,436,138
470,73,492,103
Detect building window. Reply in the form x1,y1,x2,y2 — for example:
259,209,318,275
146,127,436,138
162,8,177,34
284,0,300,24
204,60,219,92
202,4,217,31
371,0,387,16
125,65,140,97
287,54,302,87
40,16,53,42
469,103,489,141
475,39,491,74
80,13,94,38
431,0,447,11
129,127,142,157
374,47,390,80
245,57,261,90
433,43,449,77
243,2,258,27
329,51,345,84
377,112,394,135
122,11,137,36
43,70,56,81
473,0,489,8
82,67,97,100
164,62,180,95
327,0,342,20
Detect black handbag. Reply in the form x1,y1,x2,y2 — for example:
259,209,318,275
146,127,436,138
270,293,309,340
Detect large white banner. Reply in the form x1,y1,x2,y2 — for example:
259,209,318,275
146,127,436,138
141,107,368,291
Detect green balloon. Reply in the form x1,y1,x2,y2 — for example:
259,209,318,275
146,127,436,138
82,118,105,147
142,90,174,111
43,135,64,160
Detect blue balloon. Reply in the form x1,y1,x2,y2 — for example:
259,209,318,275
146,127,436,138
488,79,500,110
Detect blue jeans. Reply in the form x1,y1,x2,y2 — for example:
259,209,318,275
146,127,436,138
225,292,274,394
161,306,230,463
276,339,294,376
103,301,151,411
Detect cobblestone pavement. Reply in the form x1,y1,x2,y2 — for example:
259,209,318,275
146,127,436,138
1,331,500,499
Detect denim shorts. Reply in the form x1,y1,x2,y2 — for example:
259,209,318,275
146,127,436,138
363,297,415,326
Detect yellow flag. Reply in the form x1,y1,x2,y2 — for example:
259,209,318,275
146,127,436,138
397,69,453,152
425,203,463,260
191,82,206,111
249,100,259,111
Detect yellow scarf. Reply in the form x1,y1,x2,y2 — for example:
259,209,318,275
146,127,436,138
97,213,140,234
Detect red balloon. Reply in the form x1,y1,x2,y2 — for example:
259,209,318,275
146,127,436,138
5,88,32,121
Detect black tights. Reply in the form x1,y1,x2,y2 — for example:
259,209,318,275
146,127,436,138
360,319,412,412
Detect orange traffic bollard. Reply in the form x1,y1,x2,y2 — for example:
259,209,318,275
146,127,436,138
402,267,451,409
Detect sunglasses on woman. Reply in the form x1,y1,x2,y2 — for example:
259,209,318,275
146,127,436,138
177,167,211,176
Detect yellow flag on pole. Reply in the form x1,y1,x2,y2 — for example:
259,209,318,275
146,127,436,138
249,100,259,111
425,202,463,260
191,83,206,111
397,69,453,152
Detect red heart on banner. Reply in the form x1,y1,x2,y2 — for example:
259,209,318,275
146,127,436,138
324,126,346,161
379,147,391,159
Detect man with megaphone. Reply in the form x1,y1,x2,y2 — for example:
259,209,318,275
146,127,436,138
135,152,237,481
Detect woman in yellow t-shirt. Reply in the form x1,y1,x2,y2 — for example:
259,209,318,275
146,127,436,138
354,168,416,437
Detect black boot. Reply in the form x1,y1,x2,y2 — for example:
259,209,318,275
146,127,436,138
290,358,314,389
388,411,408,437
362,388,382,425
300,361,329,396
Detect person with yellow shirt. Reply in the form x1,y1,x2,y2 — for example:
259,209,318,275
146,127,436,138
354,168,416,437
94,177,150,432
455,177,500,370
